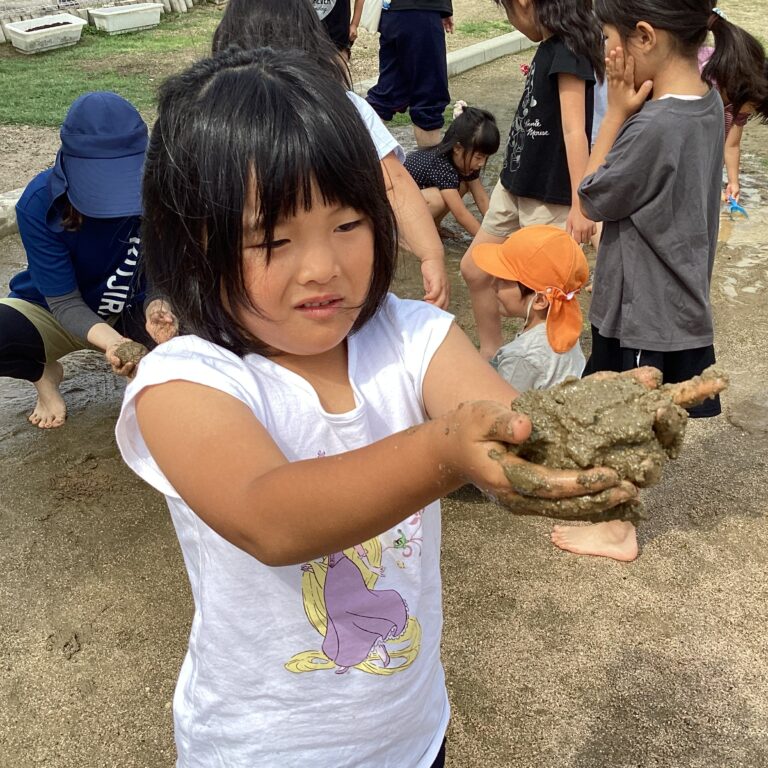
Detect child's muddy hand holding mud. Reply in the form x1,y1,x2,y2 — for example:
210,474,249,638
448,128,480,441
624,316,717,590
106,338,149,378
435,399,638,520
488,367,728,523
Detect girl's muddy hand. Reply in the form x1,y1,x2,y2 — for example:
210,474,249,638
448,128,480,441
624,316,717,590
438,400,635,516
145,300,179,344
437,400,533,487
106,338,148,378
496,481,641,523
483,447,638,522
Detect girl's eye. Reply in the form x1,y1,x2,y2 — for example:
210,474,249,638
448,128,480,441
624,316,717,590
252,238,290,250
335,219,362,233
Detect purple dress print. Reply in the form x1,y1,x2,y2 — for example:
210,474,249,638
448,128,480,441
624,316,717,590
322,550,408,670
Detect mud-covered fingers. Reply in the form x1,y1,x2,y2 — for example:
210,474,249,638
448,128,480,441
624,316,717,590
491,453,624,499
455,401,532,446
652,402,686,451
495,482,641,522
666,371,729,408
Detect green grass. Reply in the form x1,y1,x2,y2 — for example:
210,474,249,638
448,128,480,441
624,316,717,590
0,7,222,125
455,20,509,36
388,104,455,128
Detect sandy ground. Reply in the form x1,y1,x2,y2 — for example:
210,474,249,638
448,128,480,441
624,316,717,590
2,28,768,768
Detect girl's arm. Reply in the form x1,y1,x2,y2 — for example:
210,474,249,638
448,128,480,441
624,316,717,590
381,152,450,308
350,0,364,42
467,177,490,217
440,188,482,236
135,325,632,567
724,122,744,201
559,74,596,244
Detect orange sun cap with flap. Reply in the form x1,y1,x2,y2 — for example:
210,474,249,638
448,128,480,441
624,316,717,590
472,225,589,353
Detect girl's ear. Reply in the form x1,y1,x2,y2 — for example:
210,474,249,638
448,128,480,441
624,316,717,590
532,292,550,311
633,21,658,52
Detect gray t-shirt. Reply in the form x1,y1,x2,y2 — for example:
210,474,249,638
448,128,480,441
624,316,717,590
491,322,586,392
579,89,724,351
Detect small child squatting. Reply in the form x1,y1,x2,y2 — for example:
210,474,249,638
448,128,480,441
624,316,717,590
472,224,588,393
404,103,500,238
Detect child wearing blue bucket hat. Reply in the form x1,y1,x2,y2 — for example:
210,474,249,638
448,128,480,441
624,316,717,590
0,91,176,429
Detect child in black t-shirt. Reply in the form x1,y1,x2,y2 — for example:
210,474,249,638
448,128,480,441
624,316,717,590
313,0,364,59
404,103,500,238
459,0,605,360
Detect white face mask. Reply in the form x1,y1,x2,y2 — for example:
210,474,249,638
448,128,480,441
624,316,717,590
515,293,539,338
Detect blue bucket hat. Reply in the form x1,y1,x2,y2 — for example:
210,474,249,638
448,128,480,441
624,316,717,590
48,92,148,220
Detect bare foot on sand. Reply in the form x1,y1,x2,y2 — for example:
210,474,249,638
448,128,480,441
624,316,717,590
28,361,66,429
550,519,638,562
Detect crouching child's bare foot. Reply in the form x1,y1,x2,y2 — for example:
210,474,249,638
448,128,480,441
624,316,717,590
28,361,66,429
550,519,638,562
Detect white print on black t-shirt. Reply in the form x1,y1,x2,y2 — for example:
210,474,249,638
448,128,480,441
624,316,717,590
503,63,538,175
97,235,140,316
313,0,337,20
525,118,549,138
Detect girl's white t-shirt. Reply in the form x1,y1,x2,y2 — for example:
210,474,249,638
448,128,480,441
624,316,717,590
116,294,453,768
347,91,405,162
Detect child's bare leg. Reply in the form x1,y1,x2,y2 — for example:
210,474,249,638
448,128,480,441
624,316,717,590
550,520,638,562
421,188,448,223
412,126,440,149
460,229,506,359
28,361,66,429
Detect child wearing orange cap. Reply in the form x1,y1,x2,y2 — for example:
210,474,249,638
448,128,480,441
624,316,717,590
472,225,588,392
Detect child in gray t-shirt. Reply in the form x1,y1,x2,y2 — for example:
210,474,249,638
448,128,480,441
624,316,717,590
553,2,764,563
472,226,588,393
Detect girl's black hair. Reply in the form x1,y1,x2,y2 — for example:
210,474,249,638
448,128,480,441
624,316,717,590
495,0,605,80
432,106,500,163
595,1,768,118
142,47,396,358
211,0,351,88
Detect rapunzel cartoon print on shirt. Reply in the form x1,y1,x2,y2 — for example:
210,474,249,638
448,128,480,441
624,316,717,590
285,512,424,675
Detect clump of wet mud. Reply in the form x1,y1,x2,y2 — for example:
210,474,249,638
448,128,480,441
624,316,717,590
499,367,728,523
113,340,149,367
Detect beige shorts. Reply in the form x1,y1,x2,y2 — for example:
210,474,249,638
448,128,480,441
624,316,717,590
481,180,570,238
0,297,100,363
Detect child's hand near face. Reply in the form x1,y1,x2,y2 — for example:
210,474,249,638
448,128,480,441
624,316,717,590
605,46,654,122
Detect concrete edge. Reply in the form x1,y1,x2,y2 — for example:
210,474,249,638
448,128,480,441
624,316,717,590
0,31,536,237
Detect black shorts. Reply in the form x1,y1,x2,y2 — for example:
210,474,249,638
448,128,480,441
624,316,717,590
583,326,721,418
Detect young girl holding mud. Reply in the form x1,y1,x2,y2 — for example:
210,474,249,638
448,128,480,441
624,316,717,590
404,103,500,238
460,0,604,359
551,1,761,562
115,47,639,767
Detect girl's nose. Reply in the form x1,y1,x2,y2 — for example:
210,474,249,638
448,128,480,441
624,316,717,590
297,237,339,284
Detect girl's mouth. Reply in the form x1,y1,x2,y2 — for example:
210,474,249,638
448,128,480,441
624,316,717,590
296,296,344,315
300,299,338,307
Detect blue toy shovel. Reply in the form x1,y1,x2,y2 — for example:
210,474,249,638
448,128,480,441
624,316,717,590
726,195,748,219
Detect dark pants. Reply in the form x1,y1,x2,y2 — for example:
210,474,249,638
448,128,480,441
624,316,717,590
429,738,447,768
583,325,721,418
366,10,450,131
0,301,152,382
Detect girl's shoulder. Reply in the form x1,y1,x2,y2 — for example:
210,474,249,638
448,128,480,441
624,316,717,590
366,293,453,344
126,334,256,408
535,36,595,83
